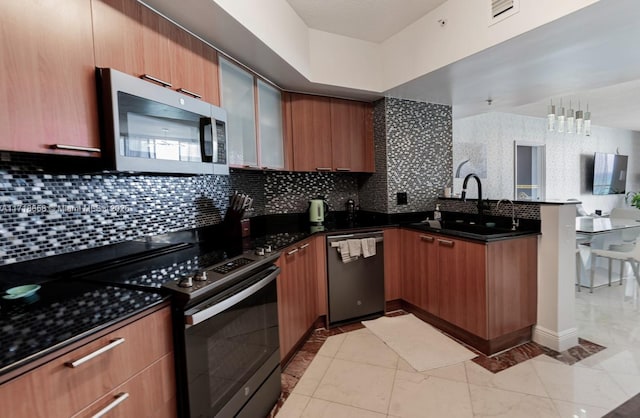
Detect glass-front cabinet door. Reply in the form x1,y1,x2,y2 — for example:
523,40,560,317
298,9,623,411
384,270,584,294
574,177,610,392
257,80,284,169
219,57,285,170
219,56,257,167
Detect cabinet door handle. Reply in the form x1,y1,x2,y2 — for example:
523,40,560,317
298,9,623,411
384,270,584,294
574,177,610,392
336,167,351,172
437,239,455,247
315,167,332,171
51,144,101,153
140,74,172,87
286,248,299,255
65,338,125,368
176,88,202,99
420,235,434,242
299,243,310,250
91,392,129,418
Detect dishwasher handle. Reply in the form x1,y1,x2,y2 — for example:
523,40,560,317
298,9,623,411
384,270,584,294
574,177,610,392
327,231,384,241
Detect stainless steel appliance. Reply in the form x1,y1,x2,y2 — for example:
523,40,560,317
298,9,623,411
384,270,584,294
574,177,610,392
175,258,281,418
326,231,385,325
35,239,282,418
97,67,229,175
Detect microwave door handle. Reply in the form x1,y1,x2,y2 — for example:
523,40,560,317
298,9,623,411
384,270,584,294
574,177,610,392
184,267,280,327
199,117,213,162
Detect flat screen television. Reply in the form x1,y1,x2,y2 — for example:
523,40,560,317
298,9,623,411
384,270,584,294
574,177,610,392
592,152,628,195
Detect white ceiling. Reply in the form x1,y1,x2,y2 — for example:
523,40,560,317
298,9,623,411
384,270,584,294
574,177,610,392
142,0,640,132
285,0,447,43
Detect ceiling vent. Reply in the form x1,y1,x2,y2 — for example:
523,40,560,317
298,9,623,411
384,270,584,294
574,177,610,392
490,0,519,25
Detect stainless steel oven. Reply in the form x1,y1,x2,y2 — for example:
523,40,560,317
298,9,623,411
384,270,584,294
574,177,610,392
177,264,281,418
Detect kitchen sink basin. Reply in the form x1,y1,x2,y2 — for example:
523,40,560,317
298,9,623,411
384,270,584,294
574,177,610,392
409,221,533,239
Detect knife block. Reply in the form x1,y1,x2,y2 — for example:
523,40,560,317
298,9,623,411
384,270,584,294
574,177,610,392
222,208,248,240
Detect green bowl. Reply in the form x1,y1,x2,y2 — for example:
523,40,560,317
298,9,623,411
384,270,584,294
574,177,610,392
3,284,41,300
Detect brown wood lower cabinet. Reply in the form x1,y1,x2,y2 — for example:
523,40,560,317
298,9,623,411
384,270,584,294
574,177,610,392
401,229,537,354
276,236,320,364
0,306,175,418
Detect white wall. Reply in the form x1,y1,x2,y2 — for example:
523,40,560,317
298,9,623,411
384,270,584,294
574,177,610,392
452,112,640,214
209,0,597,93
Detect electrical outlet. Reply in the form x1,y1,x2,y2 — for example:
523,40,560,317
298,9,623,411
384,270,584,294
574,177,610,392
397,192,408,205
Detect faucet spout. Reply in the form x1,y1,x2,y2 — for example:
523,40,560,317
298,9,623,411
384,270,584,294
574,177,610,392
461,173,484,218
496,199,519,230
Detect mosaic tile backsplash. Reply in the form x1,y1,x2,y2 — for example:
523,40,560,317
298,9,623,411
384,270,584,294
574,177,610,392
0,153,360,265
359,97,453,214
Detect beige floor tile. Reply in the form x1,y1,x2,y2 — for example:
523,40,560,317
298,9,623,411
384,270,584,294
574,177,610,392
606,370,640,398
313,358,396,414
422,361,468,383
465,360,548,396
334,332,399,369
277,393,311,418
388,375,473,418
396,357,417,372
469,384,559,418
317,334,347,358
300,398,387,418
552,399,610,418
576,346,640,375
293,355,333,396
531,357,628,409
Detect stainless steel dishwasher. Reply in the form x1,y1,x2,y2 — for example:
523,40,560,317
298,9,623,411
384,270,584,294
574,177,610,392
326,231,385,325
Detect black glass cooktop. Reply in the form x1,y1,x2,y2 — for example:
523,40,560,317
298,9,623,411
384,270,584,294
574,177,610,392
0,279,165,376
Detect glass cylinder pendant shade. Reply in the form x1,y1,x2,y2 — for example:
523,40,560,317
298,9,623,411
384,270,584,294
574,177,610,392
584,111,591,136
566,104,575,134
547,104,556,132
576,110,584,135
557,104,565,133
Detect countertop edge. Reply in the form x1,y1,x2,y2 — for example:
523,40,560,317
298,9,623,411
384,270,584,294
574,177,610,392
0,297,171,385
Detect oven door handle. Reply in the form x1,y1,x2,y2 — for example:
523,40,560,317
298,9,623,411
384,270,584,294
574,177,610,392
184,266,280,326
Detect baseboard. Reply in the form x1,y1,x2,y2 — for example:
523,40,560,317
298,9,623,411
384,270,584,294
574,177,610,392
533,325,579,352
385,299,402,312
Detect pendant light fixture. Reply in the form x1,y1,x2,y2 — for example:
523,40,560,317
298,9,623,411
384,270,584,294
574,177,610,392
557,99,565,133
584,104,591,136
547,100,556,132
566,101,575,134
575,101,584,135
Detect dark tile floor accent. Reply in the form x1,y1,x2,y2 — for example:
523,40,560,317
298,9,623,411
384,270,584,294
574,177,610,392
471,338,607,373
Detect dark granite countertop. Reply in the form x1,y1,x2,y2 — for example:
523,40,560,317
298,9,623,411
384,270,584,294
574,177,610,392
0,209,541,379
0,279,167,378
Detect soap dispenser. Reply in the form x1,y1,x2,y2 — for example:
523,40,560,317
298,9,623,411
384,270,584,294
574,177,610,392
434,204,442,221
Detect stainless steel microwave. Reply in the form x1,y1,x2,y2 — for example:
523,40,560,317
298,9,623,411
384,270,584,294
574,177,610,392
97,68,228,175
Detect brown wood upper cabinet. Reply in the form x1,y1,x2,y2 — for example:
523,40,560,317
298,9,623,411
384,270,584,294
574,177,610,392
0,0,100,156
288,93,374,173
92,0,219,105
330,98,374,173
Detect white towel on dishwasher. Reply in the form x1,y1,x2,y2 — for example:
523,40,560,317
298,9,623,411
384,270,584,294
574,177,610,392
338,241,353,263
361,237,377,258
347,239,362,258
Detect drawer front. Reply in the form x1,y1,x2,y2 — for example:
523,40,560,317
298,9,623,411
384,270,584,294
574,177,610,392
0,306,173,418
73,353,176,418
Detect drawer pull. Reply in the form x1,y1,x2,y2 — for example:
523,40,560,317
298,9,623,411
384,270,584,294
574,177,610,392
176,88,202,99
336,167,351,172
286,248,299,255
315,167,332,172
92,392,129,418
420,235,434,242
65,338,125,368
438,239,454,247
51,144,101,153
299,243,310,250
140,74,172,87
